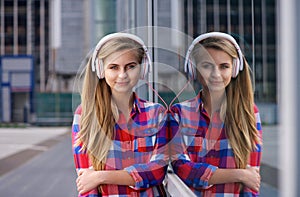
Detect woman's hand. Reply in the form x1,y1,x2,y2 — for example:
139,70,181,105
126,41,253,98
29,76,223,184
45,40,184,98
240,166,261,192
76,169,100,194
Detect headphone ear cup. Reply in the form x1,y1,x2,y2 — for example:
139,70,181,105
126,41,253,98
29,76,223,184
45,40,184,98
232,58,239,78
99,59,104,79
188,58,196,80
94,58,105,79
140,55,149,79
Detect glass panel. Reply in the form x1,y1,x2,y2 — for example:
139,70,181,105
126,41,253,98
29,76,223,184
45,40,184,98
18,0,27,53
94,0,116,41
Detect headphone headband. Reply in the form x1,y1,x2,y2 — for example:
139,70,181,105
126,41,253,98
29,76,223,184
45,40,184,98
91,32,151,79
184,32,244,79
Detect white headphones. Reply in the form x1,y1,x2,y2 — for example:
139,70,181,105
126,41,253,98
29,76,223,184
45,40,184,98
91,32,151,79
184,32,244,79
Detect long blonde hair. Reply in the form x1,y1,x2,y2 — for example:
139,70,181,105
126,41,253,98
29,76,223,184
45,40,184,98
77,37,145,171
193,37,260,168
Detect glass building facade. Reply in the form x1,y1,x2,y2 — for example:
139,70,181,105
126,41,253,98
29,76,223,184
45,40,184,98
110,0,277,123
183,0,276,103
93,0,117,41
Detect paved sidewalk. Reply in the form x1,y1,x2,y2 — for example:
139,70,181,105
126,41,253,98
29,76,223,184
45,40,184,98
261,125,279,169
0,126,70,176
0,126,69,160
260,125,279,191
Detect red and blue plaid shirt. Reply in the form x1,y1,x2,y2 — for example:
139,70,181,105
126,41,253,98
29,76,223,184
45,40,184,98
72,93,169,197
170,92,263,197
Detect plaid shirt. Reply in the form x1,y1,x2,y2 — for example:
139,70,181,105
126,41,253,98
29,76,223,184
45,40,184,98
170,92,262,197
72,93,169,197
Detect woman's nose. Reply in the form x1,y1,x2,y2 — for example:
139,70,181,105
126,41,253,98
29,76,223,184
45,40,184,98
118,69,128,78
211,67,221,77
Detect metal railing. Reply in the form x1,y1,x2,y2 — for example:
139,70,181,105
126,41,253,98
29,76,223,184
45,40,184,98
165,167,196,197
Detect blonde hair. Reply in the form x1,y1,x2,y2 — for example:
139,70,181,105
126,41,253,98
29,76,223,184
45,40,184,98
77,37,145,171
193,37,260,169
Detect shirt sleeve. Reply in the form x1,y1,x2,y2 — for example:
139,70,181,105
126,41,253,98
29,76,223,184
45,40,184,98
170,104,217,189
72,105,99,197
124,106,169,190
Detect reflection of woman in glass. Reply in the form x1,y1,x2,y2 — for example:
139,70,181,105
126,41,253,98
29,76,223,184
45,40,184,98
72,33,168,196
171,32,262,196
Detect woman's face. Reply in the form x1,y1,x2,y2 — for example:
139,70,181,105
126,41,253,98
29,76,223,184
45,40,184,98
104,49,141,95
196,48,233,93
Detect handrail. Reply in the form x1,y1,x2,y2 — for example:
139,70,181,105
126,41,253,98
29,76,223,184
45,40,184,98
165,171,197,197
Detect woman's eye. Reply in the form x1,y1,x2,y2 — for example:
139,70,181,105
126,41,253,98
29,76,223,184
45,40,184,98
220,64,230,69
202,63,212,69
126,64,137,70
109,65,118,70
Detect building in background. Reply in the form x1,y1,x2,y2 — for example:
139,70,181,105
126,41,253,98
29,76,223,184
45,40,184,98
0,0,277,125
0,0,50,122
111,0,277,124
0,0,86,124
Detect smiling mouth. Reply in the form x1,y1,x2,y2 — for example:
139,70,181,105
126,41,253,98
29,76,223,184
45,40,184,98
209,81,224,85
116,81,129,85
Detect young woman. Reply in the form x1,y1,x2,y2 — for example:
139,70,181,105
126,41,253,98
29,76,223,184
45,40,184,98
170,32,262,196
72,33,169,197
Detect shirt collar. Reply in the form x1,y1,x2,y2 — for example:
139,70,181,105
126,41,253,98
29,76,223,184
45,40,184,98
195,91,203,112
131,92,142,114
